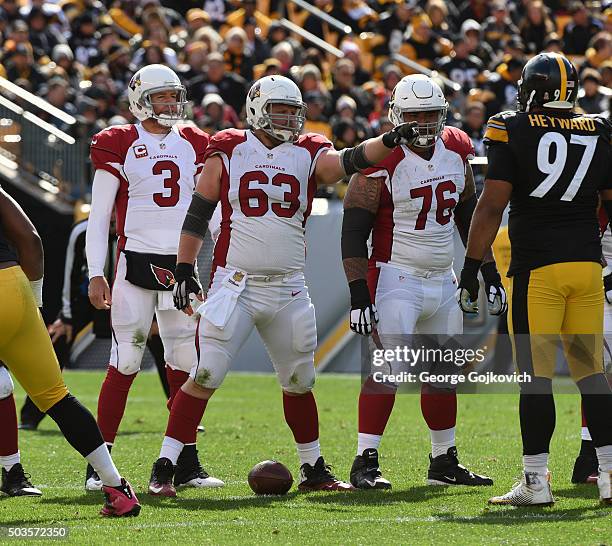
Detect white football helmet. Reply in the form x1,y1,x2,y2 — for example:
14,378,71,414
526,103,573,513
128,64,188,127
388,74,448,148
245,75,306,142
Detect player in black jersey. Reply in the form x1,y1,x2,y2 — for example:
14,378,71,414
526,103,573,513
0,185,140,516
456,53,612,506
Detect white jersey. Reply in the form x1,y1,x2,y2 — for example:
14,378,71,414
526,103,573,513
90,123,209,254
367,126,474,272
205,129,331,275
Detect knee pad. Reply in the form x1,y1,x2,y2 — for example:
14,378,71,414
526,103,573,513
169,335,197,373
0,366,14,399
190,318,233,389
292,303,317,354
280,360,316,394
112,343,145,375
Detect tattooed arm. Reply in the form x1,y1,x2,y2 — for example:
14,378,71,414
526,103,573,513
341,173,383,334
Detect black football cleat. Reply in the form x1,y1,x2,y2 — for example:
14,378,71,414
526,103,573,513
427,447,493,486
148,457,176,497
0,464,42,497
298,456,354,491
174,446,224,489
350,448,392,490
572,441,599,484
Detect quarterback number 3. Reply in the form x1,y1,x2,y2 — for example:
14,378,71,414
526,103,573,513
531,133,598,201
152,160,180,207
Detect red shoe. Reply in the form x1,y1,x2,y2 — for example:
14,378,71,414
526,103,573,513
100,479,141,517
298,457,355,491
148,457,177,497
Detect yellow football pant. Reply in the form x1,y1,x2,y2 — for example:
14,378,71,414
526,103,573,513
508,261,604,382
0,266,68,411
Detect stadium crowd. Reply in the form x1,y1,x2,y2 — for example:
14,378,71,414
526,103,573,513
0,0,610,193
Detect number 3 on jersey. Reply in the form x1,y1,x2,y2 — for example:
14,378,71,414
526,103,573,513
152,160,180,207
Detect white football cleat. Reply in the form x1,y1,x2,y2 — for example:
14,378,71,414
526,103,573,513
488,472,554,506
85,470,103,492
176,473,225,489
597,469,612,505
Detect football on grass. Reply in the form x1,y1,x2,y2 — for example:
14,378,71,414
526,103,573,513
248,460,293,495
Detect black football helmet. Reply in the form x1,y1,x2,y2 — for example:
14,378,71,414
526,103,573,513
517,53,578,112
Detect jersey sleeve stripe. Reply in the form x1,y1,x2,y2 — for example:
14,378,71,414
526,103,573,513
555,56,567,101
487,120,506,130
484,127,509,143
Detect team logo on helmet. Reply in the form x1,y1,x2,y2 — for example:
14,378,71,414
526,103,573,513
249,82,261,100
129,74,141,92
150,264,175,288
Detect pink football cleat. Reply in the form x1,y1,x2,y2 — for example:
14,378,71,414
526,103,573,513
100,479,141,517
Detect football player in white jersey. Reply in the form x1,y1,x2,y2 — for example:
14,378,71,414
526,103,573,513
341,75,506,489
146,75,419,496
85,64,223,492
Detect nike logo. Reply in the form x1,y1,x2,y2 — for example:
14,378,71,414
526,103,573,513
443,476,457,483
291,290,301,297
91,138,98,145
149,485,163,494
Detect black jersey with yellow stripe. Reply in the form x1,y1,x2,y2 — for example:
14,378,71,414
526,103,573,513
484,110,612,276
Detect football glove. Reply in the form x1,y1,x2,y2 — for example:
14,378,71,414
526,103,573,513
604,267,612,305
173,262,202,311
382,121,419,148
349,279,378,335
481,261,507,316
456,257,480,314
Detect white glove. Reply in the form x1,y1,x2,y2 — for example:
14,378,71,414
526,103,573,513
350,304,379,336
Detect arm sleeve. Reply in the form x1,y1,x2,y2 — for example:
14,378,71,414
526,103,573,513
86,170,119,279
486,143,518,185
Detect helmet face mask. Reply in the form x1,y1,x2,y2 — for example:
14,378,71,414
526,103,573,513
128,65,188,127
246,76,306,143
389,75,448,149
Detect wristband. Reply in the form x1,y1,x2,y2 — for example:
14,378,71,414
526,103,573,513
29,277,43,308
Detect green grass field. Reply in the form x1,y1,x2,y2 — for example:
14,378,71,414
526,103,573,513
1,371,610,545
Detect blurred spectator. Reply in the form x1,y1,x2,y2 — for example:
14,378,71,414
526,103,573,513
577,68,609,114
600,61,612,89
0,0,22,25
461,101,486,158
270,41,294,76
461,19,494,68
88,27,119,68
376,0,416,56
303,91,333,140
401,11,451,70
427,0,453,40
518,0,555,54
486,56,524,114
244,16,270,64
195,93,237,134
304,0,336,47
225,0,271,38
458,0,490,23
106,44,133,94
2,43,46,93
193,51,248,115
563,1,604,55
68,12,99,66
542,33,563,53
437,35,484,93
223,27,254,81
330,94,372,139
83,86,116,122
329,58,371,118
340,40,371,85
482,0,520,52
382,64,402,97
266,21,302,62
178,40,209,92
203,0,228,29
27,6,65,60
261,57,282,76
74,96,105,139
51,44,84,91
332,118,365,150
185,8,211,36
332,0,379,34
43,76,77,130
580,32,612,73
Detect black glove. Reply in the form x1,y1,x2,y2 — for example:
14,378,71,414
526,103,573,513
172,262,202,311
456,257,481,314
604,270,612,304
349,279,378,335
480,261,507,316
382,121,419,148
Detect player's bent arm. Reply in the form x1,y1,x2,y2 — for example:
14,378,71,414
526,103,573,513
85,169,119,279
0,186,43,280
465,179,512,262
177,155,222,265
314,123,418,185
